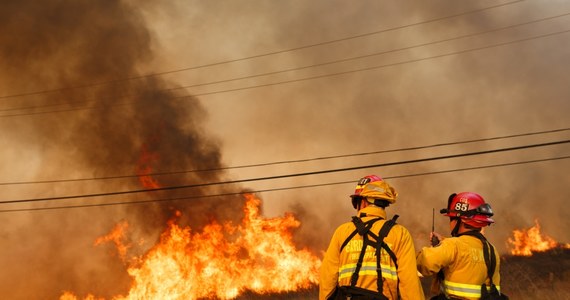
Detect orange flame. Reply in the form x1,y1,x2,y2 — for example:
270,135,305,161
60,292,104,300
60,194,321,299
94,221,131,261
507,219,570,256
136,144,160,189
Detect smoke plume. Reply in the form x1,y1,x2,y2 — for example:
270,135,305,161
0,0,245,298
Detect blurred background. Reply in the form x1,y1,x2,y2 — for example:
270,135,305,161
0,0,568,298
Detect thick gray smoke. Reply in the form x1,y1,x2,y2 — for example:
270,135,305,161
0,0,245,298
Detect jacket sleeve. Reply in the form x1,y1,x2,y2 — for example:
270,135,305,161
394,225,425,300
416,238,456,277
319,227,342,300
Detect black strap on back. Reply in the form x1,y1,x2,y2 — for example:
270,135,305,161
458,231,495,282
458,231,506,299
339,214,400,298
340,217,379,252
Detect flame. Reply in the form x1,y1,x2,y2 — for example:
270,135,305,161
507,219,570,256
136,143,160,189
60,194,321,299
61,144,320,299
60,292,104,300
94,221,131,261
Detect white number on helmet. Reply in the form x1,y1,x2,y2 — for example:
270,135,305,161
454,202,469,211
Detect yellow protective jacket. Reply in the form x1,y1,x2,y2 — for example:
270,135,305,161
416,234,501,299
319,206,425,300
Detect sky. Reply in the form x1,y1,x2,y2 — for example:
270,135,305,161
0,0,569,298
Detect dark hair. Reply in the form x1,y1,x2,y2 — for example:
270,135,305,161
450,217,481,236
373,199,390,208
353,197,390,209
463,222,482,231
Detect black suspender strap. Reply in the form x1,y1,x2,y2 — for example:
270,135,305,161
351,233,369,286
450,231,507,299
348,216,380,287
377,215,399,269
339,214,400,298
377,215,400,297
459,231,497,285
482,236,497,285
340,216,382,252
339,230,358,253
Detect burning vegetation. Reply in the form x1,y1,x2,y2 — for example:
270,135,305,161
60,194,321,300
497,219,570,298
507,219,570,256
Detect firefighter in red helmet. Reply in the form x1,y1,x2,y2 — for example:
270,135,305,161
416,192,508,299
319,175,425,300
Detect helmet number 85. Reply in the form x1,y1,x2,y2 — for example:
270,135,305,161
454,202,469,211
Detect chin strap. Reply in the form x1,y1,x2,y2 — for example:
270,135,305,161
451,217,461,237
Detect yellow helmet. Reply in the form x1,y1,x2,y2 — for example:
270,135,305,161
359,180,398,204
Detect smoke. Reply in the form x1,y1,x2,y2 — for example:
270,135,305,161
1,0,569,298
0,0,247,298
151,0,570,255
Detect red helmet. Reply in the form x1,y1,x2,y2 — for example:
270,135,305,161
441,192,494,228
350,175,383,198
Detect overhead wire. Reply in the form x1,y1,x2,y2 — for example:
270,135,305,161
1,154,568,213
171,11,570,92
190,28,570,98
0,0,524,101
2,9,569,116
2,20,569,118
0,127,568,186
0,1,567,213
0,139,567,205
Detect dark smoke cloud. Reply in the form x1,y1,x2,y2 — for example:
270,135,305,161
0,0,246,298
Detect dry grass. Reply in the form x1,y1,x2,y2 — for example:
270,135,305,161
499,248,570,299
421,248,570,299
227,248,570,299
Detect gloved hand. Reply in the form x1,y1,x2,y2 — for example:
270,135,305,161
430,232,443,246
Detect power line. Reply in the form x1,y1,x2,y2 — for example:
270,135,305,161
3,24,569,119
4,9,568,116
172,11,570,92
0,0,523,101
1,154,567,213
0,139,567,205
1,127,568,186
190,28,570,98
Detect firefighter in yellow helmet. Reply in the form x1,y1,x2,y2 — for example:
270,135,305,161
416,192,507,300
319,175,425,300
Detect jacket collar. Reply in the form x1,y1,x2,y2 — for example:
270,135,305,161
358,205,387,219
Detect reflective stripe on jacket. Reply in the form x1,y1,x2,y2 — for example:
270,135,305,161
339,261,398,281
416,235,501,299
443,280,501,298
319,206,425,300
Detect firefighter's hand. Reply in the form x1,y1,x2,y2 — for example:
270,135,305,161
430,232,443,246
